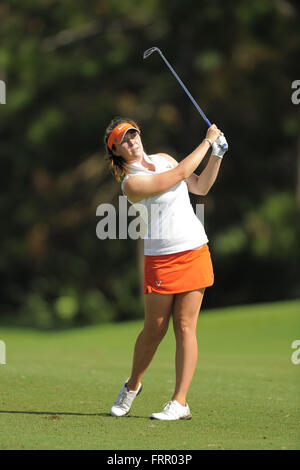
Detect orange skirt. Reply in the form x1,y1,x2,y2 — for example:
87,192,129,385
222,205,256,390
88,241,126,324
144,243,214,294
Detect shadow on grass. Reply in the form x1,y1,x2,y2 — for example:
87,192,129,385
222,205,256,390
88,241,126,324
0,410,105,417
0,410,147,419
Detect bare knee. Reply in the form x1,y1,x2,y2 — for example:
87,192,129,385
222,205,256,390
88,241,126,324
143,319,169,344
173,317,196,340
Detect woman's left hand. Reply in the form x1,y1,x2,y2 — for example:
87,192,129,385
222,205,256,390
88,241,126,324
211,135,228,158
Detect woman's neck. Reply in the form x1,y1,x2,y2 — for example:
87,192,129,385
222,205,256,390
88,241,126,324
125,152,155,172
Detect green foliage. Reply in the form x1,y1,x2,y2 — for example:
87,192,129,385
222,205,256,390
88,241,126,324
22,293,55,330
246,192,300,258
214,192,300,259
80,290,116,324
0,0,299,328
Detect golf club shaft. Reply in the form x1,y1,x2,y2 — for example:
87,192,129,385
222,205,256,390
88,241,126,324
157,50,212,127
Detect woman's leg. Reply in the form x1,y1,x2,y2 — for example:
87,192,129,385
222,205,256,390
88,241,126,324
171,288,205,405
126,292,174,391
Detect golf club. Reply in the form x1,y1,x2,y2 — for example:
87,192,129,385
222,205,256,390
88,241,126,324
143,47,212,127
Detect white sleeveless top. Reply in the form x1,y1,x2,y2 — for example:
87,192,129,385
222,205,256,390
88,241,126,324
121,153,208,255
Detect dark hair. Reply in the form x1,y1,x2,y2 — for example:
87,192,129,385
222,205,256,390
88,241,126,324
104,116,141,182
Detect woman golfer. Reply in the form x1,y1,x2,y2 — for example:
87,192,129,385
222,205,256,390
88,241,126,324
104,117,228,420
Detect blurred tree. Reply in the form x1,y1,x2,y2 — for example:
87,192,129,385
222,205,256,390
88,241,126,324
0,0,299,328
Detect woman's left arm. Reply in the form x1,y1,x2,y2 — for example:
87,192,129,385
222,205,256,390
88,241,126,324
186,135,228,195
186,155,222,195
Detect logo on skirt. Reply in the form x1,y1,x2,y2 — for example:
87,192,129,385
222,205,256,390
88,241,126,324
155,281,162,286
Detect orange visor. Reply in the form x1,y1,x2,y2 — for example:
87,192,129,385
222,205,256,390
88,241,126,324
107,122,140,150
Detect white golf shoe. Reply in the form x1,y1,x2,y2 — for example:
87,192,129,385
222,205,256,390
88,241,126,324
150,400,192,421
110,380,143,417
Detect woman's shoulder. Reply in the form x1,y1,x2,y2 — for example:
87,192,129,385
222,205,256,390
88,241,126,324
154,152,178,168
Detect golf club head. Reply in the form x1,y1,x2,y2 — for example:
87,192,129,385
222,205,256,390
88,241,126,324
143,47,161,59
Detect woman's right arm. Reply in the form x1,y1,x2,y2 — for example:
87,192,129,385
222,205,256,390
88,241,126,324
124,124,222,203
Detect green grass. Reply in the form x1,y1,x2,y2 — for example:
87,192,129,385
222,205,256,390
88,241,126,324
0,300,299,450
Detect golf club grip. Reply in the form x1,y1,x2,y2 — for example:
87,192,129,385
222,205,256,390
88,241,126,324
159,52,212,127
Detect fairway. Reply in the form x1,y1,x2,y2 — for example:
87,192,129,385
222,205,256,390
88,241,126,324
0,300,299,450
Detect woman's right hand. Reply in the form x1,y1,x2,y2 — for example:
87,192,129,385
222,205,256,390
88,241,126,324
206,124,222,143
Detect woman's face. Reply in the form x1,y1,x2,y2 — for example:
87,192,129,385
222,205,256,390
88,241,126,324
113,129,144,161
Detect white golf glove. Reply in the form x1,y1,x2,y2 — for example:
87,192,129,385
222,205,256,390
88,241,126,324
211,135,228,158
